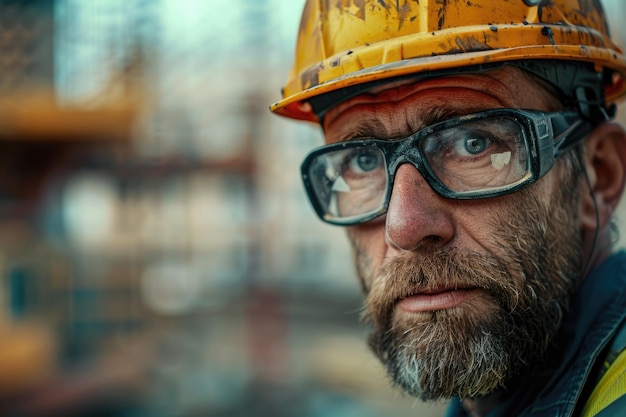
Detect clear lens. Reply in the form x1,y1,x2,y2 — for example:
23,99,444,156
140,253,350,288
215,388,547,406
421,117,530,192
306,146,388,220
303,113,536,224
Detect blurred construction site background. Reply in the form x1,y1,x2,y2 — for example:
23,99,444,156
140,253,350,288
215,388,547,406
0,1,624,416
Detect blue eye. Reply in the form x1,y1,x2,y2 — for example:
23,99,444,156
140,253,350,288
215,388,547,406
449,135,493,157
463,137,490,155
348,149,383,173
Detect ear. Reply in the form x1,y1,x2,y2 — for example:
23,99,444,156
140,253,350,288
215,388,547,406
580,122,626,232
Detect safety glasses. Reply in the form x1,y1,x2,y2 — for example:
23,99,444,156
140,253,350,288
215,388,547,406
301,108,591,225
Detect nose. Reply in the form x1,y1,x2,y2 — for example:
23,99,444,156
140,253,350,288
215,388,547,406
385,163,455,251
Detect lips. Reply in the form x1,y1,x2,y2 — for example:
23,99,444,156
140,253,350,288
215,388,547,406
396,287,483,312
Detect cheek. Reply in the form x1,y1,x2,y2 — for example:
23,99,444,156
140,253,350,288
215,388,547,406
349,222,387,252
347,224,387,284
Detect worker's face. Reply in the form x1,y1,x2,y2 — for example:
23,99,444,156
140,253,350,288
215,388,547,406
322,68,584,400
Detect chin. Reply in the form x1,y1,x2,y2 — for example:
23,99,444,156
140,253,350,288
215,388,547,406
369,289,563,401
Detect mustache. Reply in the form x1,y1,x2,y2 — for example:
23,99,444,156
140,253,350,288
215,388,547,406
362,250,519,329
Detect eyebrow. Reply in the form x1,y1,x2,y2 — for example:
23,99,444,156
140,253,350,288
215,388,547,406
336,105,465,142
323,116,387,142
418,106,461,129
335,105,485,142
342,118,389,141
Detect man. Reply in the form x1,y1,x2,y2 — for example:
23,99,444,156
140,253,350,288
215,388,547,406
271,1,626,416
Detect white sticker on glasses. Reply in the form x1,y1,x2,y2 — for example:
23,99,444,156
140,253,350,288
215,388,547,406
491,151,512,171
332,176,351,192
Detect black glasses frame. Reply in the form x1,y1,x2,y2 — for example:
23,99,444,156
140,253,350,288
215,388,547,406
301,108,592,226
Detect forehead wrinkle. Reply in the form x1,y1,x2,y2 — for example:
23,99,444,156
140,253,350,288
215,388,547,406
325,67,553,142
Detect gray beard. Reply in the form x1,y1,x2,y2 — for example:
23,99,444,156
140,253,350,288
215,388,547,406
357,184,583,401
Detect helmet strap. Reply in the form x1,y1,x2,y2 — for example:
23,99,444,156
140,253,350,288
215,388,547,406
510,60,616,123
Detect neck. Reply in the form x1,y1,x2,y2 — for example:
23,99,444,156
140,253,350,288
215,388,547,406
580,225,612,285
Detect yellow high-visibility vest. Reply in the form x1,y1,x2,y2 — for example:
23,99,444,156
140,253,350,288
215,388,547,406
582,324,626,417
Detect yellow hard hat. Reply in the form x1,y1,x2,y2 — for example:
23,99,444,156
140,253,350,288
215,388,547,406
271,0,626,123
